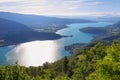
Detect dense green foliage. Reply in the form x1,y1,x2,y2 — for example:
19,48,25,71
0,39,120,80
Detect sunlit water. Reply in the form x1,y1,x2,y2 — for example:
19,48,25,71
6,41,60,67
0,22,112,67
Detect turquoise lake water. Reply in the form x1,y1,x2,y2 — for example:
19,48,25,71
0,22,112,67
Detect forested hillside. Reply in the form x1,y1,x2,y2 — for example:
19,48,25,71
80,21,120,41
0,18,32,38
0,39,120,80
0,18,62,46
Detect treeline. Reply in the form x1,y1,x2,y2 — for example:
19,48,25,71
0,39,120,80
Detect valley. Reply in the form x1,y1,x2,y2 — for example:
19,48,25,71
0,0,120,80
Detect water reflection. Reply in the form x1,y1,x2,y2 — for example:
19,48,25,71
2,22,112,67
6,40,60,67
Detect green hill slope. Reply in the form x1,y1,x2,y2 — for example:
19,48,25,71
0,39,120,80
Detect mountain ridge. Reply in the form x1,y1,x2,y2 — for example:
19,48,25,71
0,18,63,46
0,12,94,27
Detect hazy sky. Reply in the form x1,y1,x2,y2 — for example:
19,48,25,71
0,0,119,16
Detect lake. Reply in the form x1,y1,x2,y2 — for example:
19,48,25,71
0,22,112,67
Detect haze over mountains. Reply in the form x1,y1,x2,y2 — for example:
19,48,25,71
0,0,120,79
0,12,93,28
0,12,94,46
2,11,120,47
0,17,62,46
95,16,120,22
64,16,120,23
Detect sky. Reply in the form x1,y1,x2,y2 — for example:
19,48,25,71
0,0,120,17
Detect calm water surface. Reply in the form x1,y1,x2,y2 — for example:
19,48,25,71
0,22,112,67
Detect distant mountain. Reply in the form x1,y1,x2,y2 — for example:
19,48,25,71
0,18,62,46
97,16,120,22
0,12,93,27
0,18,32,38
71,16,120,23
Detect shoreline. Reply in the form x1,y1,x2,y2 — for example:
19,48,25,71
0,22,94,48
